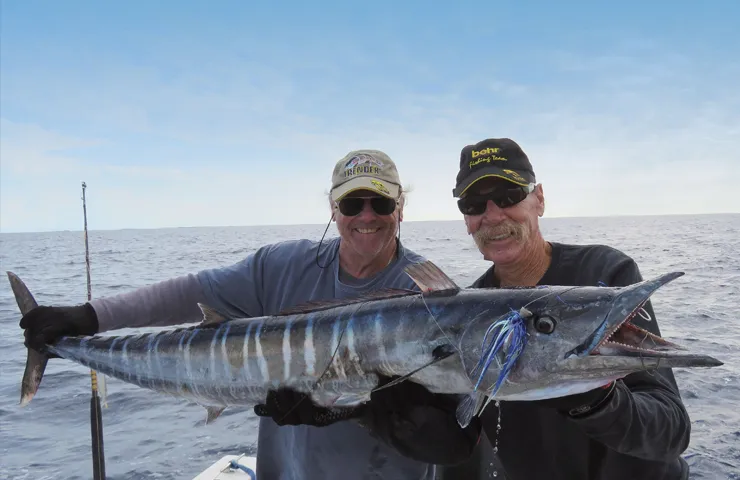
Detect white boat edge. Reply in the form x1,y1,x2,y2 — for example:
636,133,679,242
193,454,257,480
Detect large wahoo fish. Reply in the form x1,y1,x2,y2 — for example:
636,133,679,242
8,261,723,427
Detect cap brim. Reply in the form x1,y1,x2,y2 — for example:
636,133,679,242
331,176,400,201
453,166,533,197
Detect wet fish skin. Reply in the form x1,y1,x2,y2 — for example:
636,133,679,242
8,261,723,427
44,292,477,413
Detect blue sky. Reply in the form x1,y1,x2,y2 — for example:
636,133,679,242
1,0,738,232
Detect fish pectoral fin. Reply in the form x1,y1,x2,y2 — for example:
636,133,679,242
197,303,228,326
330,392,372,407
404,260,461,296
204,406,226,424
456,391,487,429
310,374,380,407
371,344,457,393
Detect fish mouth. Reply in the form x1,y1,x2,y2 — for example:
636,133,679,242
590,301,680,357
571,272,723,368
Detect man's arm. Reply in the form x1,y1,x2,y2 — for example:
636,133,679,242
89,245,271,332
359,379,482,465
568,258,692,461
91,273,208,332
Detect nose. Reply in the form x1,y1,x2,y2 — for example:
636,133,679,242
356,199,378,220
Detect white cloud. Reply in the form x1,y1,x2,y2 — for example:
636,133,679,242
1,40,739,233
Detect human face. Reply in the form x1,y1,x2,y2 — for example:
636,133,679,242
333,190,403,260
462,177,545,265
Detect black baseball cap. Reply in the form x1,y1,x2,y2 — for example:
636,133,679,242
452,138,536,197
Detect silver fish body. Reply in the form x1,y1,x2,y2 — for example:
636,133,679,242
8,260,724,427
47,294,472,411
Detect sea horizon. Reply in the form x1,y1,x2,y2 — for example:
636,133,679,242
1,211,737,235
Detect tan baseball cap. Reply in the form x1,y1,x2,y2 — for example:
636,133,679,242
330,149,402,201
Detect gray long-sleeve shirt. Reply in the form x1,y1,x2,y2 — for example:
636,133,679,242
91,237,439,480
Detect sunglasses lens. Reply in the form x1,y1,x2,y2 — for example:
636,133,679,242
457,187,530,215
497,188,527,208
371,197,397,215
338,197,397,216
457,198,487,215
338,198,365,216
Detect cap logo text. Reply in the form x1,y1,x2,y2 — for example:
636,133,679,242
472,147,501,158
469,147,507,168
344,153,384,178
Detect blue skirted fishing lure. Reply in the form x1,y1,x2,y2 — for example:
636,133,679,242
455,307,531,428
471,308,529,396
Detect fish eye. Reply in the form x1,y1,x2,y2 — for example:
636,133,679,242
534,316,556,334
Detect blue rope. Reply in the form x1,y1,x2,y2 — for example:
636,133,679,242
471,309,528,395
228,459,256,480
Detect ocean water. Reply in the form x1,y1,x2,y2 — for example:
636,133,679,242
0,215,738,480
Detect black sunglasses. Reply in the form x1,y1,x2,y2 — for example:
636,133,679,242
336,196,398,216
457,184,535,216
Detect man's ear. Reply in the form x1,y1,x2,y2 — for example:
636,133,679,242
534,184,545,217
329,197,338,222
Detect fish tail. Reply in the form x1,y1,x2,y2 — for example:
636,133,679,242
6,271,49,407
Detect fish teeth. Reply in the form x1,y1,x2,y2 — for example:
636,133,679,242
604,340,652,352
599,326,620,347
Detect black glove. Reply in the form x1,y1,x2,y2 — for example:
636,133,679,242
19,304,99,354
359,376,482,465
535,381,617,418
365,375,446,422
253,387,365,427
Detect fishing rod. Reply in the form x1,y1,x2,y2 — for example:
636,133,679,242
82,181,107,480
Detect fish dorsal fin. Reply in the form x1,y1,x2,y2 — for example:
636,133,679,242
275,288,418,316
205,406,226,424
198,303,228,325
404,260,460,296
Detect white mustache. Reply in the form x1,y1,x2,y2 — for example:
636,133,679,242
473,223,523,243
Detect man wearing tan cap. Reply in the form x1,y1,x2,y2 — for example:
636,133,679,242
18,148,480,479
330,149,403,199
325,150,408,277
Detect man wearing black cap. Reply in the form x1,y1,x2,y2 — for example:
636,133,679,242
443,138,693,479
